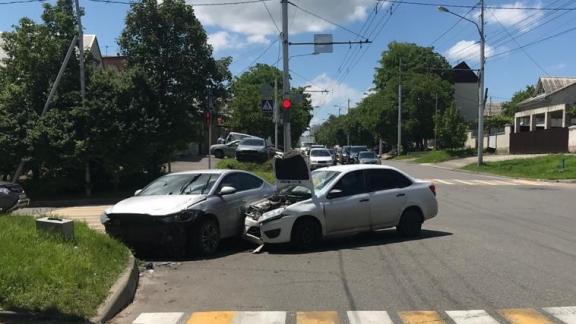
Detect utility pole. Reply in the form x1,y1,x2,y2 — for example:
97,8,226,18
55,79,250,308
208,89,213,169
477,0,485,165
347,98,350,146
274,78,279,149
434,92,438,150
74,0,90,196
281,0,291,152
397,58,402,156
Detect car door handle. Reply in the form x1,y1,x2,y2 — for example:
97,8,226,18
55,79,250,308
396,193,405,197
359,198,370,202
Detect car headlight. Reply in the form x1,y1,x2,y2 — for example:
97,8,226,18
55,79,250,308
160,210,200,223
261,208,290,224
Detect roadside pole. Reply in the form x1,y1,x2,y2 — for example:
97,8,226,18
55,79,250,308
274,78,278,149
208,90,213,169
434,92,438,150
397,58,402,156
281,0,291,152
477,0,485,165
347,98,350,146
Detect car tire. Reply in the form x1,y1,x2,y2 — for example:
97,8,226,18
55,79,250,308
397,208,423,238
291,218,320,250
214,150,224,159
191,218,220,256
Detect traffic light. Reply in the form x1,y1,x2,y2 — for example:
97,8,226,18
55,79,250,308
282,98,292,110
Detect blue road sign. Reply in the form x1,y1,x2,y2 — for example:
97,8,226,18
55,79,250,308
261,99,274,113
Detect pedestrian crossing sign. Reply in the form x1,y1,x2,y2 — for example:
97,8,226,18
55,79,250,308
261,99,274,113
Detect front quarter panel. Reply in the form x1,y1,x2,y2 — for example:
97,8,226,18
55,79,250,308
259,198,324,244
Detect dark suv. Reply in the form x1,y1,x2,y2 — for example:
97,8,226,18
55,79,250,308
0,182,30,213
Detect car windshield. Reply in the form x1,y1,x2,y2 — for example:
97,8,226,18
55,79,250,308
310,149,331,157
138,173,218,196
359,152,376,158
311,170,340,190
240,138,264,146
350,146,367,154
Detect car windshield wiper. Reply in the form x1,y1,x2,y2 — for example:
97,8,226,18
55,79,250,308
199,175,214,195
180,175,202,194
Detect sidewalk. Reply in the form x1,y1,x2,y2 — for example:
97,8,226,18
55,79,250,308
432,154,548,169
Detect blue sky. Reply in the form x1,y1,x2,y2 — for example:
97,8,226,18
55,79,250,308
2,0,576,125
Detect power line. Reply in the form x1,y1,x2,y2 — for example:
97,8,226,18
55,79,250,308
262,0,280,34
489,23,576,59
488,9,550,75
430,3,478,46
377,0,576,11
288,1,369,40
0,0,44,4
85,0,273,5
239,38,279,74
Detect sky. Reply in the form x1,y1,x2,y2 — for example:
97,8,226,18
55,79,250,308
1,0,576,126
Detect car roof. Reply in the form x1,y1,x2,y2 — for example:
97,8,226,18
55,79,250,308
169,169,237,176
318,164,397,173
310,147,329,151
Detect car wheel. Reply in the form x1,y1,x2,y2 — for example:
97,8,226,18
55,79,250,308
214,150,224,159
192,218,220,256
291,218,320,250
397,208,423,238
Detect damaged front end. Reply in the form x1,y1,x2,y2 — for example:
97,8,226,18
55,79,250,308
243,151,313,245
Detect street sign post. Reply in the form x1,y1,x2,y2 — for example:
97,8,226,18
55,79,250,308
314,34,333,54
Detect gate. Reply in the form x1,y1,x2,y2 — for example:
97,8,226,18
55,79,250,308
510,127,569,154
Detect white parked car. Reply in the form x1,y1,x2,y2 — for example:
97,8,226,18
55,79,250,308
308,148,334,170
244,153,438,249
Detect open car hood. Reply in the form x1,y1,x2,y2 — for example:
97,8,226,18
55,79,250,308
273,151,313,193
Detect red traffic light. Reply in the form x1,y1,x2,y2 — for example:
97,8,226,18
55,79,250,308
282,98,292,110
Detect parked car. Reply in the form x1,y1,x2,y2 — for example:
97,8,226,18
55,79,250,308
339,146,351,164
101,170,273,255
244,153,437,249
356,151,381,164
210,140,240,159
328,149,336,161
218,132,252,144
0,181,30,213
236,137,274,162
308,148,334,170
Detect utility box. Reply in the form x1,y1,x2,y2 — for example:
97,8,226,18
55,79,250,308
36,217,74,240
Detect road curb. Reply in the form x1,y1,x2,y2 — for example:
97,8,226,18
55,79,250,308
91,252,139,324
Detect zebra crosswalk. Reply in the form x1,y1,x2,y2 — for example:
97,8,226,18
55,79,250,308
422,179,550,186
131,307,576,324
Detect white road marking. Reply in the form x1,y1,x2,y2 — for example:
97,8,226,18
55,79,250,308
452,179,478,185
543,306,576,324
471,180,499,186
133,312,184,324
491,180,518,186
433,179,455,185
446,310,499,324
233,311,286,324
513,179,549,186
347,311,393,324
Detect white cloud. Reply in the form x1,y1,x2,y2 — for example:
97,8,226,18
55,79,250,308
445,40,495,63
548,63,567,71
485,1,544,32
194,0,382,46
306,73,363,125
207,31,246,53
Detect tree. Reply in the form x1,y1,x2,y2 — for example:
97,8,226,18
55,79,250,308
501,85,535,117
435,104,467,149
373,42,454,150
119,0,230,171
228,64,312,147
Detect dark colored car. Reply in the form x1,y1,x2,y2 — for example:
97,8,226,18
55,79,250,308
0,181,30,213
348,145,368,163
235,138,274,162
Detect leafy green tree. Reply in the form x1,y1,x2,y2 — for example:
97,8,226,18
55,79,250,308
119,0,230,170
435,104,467,149
373,42,454,150
501,85,535,117
228,64,312,147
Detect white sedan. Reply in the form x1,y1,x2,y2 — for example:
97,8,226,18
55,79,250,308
244,153,438,249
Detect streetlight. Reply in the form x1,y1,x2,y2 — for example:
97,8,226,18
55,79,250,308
438,2,485,166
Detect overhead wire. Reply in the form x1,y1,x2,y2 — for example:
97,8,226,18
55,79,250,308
377,0,576,11
262,0,280,34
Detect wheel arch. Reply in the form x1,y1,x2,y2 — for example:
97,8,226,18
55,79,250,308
402,205,424,223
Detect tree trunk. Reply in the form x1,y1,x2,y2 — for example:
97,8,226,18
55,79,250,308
85,161,92,197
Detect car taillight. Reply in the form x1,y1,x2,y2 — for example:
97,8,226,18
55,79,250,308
429,184,436,196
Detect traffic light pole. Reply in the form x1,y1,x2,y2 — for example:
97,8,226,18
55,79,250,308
281,0,291,152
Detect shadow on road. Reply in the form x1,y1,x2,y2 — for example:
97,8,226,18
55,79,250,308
264,229,453,255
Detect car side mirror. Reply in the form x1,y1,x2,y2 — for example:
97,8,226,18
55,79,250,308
327,188,344,199
134,189,142,196
219,186,237,195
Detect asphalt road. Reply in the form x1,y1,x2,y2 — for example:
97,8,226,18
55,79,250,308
112,160,576,324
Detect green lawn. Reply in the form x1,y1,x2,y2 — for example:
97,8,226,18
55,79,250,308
0,215,129,319
462,154,576,180
395,149,475,163
216,159,275,183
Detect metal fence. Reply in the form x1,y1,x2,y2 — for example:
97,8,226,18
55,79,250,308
510,127,569,154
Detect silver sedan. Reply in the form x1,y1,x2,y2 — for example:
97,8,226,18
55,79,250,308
101,169,273,256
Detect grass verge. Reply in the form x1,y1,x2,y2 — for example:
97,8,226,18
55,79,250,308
394,148,475,163
462,154,576,180
216,159,275,183
0,215,129,319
